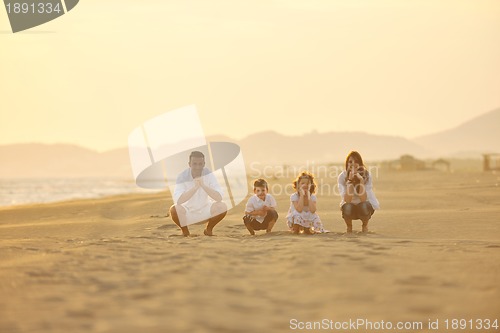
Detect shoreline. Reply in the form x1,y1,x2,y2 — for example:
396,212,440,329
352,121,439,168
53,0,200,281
0,177,161,209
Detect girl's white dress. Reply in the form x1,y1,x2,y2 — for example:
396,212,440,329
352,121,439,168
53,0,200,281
286,192,326,233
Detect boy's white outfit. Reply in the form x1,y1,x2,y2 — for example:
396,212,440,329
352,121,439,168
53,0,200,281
245,194,277,222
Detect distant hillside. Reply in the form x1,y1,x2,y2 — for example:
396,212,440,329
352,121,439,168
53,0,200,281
0,144,132,178
413,108,500,156
0,134,429,178
3,107,499,178
238,131,430,164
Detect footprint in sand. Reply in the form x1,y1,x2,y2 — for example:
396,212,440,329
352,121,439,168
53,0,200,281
396,275,433,286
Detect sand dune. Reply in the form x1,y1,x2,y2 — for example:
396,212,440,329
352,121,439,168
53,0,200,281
1,170,499,333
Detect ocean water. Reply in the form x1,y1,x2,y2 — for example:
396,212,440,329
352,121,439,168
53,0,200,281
0,178,163,207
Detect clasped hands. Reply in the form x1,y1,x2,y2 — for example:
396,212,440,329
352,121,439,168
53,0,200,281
298,184,312,197
254,205,272,217
347,165,365,184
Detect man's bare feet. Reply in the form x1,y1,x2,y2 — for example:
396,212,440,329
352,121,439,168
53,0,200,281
204,228,213,236
181,226,190,237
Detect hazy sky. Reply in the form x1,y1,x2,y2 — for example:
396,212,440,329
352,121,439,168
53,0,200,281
1,0,500,152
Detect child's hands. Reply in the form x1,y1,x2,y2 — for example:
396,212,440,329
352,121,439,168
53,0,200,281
301,183,310,196
303,184,311,197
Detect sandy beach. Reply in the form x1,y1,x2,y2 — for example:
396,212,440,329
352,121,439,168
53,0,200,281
1,170,499,333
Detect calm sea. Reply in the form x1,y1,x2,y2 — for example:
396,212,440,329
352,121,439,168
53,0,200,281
0,178,163,207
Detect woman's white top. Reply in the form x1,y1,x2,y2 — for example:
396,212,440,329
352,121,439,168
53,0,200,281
338,170,380,209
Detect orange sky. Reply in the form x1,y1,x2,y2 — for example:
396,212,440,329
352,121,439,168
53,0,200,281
1,0,500,152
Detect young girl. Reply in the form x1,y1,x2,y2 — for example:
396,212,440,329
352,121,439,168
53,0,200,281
286,172,326,234
338,151,380,233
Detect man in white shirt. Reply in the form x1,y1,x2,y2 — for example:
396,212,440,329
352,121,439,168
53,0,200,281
169,151,227,236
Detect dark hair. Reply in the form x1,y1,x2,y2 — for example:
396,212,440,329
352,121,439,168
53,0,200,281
189,151,205,162
292,172,316,194
345,151,364,170
253,178,268,190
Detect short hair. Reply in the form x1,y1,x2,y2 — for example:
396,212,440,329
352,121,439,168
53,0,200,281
253,178,268,190
189,151,205,162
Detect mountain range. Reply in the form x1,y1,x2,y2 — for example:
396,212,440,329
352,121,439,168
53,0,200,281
1,108,498,178
414,107,500,156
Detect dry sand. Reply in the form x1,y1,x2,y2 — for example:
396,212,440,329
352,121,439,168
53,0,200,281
1,170,499,333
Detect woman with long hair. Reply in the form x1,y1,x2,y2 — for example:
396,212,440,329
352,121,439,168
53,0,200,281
337,151,380,233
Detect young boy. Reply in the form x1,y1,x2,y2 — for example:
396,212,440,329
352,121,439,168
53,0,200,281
243,178,279,235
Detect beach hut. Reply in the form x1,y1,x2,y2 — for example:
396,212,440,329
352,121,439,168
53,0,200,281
400,155,426,171
432,158,451,172
482,154,500,171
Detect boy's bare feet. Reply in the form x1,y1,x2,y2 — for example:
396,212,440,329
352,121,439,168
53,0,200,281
266,219,277,233
244,221,255,235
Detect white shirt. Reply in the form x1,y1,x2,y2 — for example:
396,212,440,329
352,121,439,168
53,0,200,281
337,170,380,209
245,193,277,222
173,167,223,210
